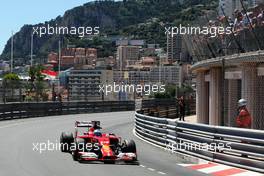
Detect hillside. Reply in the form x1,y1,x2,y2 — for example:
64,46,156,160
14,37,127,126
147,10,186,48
0,0,218,61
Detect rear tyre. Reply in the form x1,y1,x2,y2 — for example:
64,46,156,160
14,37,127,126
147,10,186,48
60,132,74,152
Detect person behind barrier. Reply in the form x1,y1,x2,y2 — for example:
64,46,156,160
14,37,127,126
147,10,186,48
178,96,186,121
236,99,252,129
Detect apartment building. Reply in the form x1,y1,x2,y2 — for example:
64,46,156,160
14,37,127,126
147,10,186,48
68,68,114,101
113,65,186,87
149,65,182,86
166,34,189,64
117,46,140,69
47,48,97,70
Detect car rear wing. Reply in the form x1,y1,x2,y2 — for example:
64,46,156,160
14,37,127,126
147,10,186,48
75,121,93,128
75,121,101,128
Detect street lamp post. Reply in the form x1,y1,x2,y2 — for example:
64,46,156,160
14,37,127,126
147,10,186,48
11,31,14,73
58,40,61,94
31,33,34,66
221,58,225,126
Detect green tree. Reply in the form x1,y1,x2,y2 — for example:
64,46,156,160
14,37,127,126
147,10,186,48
176,85,194,97
3,73,21,102
153,84,194,99
27,65,47,101
3,73,19,80
154,85,175,99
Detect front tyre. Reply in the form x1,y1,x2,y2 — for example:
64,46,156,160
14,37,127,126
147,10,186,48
104,160,115,164
72,138,85,161
122,140,136,153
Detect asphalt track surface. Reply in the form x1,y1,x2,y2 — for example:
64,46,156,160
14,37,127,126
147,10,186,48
0,111,207,176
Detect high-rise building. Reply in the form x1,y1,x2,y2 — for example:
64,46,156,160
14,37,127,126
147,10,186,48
117,46,140,69
167,34,189,64
113,65,188,87
68,68,114,101
149,65,182,86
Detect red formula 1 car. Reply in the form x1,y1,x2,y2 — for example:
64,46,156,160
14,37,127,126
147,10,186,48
60,121,137,164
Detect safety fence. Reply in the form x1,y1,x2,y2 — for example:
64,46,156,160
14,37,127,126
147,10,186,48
0,101,135,120
140,98,196,119
135,111,264,173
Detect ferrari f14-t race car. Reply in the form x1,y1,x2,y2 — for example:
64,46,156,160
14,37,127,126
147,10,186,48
60,121,137,164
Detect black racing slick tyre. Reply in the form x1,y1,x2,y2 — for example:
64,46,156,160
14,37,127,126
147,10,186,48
122,140,137,153
104,160,115,164
73,138,85,161
60,132,74,152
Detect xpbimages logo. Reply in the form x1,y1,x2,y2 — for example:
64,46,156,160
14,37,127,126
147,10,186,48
165,24,232,38
32,24,100,37
99,82,166,96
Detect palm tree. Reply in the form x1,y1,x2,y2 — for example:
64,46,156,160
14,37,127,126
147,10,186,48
28,65,46,101
28,65,45,90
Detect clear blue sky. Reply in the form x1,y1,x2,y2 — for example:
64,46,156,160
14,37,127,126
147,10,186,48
0,0,92,54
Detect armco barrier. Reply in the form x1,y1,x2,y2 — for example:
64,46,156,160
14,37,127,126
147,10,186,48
0,101,134,120
135,111,264,173
141,98,196,118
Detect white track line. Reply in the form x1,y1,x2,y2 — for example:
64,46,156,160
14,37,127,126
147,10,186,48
148,168,155,171
158,171,167,175
178,164,195,167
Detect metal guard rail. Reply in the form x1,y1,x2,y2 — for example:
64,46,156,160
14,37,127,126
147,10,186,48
135,111,264,173
0,101,135,120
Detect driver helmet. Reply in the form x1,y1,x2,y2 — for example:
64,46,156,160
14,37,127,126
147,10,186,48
238,99,247,107
94,129,102,137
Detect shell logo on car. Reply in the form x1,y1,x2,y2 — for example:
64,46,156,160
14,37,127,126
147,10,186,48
102,145,111,152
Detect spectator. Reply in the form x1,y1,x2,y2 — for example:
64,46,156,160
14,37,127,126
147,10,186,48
257,10,264,25
58,93,62,102
52,92,56,102
236,99,252,158
178,96,186,121
236,99,252,128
